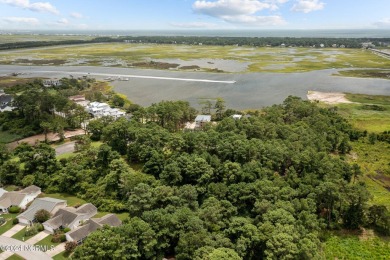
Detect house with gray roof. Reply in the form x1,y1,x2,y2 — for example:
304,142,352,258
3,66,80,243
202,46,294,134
66,214,122,244
0,92,13,112
43,203,97,233
195,115,211,129
17,197,66,225
0,185,41,214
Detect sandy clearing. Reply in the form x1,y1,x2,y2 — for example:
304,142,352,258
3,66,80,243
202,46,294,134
307,91,353,104
7,129,85,150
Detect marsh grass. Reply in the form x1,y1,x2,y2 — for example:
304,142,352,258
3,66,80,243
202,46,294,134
2,44,390,73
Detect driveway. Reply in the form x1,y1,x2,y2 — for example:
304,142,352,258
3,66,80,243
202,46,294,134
1,224,25,238
0,236,52,260
47,242,65,257
55,141,76,156
25,230,50,244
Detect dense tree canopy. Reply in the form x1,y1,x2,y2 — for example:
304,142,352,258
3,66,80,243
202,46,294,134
2,95,388,259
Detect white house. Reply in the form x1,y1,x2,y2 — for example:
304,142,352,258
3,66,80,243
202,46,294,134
0,185,41,214
232,114,242,120
86,102,126,119
17,197,66,225
43,203,97,233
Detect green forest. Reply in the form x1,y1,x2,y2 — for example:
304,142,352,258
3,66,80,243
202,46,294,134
0,79,389,259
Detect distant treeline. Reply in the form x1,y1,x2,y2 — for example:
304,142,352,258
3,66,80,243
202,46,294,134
0,37,115,50
1,35,390,50
121,36,390,48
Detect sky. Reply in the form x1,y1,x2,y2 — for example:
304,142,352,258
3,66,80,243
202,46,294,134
0,0,389,31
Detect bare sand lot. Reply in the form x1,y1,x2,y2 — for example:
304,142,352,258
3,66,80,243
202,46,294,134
307,91,354,104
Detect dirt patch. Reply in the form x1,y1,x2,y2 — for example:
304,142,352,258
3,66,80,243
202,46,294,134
6,129,85,150
131,61,179,69
307,91,354,104
179,65,200,70
14,59,66,66
359,228,375,241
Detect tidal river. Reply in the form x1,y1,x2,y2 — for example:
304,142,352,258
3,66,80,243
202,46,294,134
0,65,389,109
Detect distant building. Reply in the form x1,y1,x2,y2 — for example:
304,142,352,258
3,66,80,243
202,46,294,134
69,95,90,108
17,197,66,225
43,79,62,87
0,92,13,112
195,115,211,128
0,185,41,214
43,203,98,233
66,214,122,244
86,102,126,119
232,114,242,120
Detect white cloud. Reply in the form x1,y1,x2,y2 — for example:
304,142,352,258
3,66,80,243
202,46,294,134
170,21,217,28
291,0,324,13
374,18,390,28
193,0,287,26
0,0,59,14
3,16,39,25
56,18,69,25
224,15,285,26
70,12,83,19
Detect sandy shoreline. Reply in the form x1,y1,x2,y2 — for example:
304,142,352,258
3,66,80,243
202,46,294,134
307,91,353,104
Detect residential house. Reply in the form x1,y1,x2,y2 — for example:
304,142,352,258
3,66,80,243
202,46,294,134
194,115,211,129
0,185,41,214
86,102,126,119
17,197,66,225
69,95,90,108
43,79,62,87
0,92,13,112
43,203,97,233
232,114,242,120
66,214,122,244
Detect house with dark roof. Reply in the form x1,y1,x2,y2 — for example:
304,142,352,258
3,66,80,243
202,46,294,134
17,197,66,225
66,214,122,244
0,92,13,112
43,203,98,233
0,185,41,213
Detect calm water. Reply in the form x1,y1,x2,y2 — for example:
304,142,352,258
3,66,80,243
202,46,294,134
1,65,389,110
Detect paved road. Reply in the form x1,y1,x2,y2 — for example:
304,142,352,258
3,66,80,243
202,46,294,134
55,141,76,156
0,236,52,260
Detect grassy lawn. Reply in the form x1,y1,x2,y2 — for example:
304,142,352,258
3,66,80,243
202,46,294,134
323,233,390,260
93,211,129,221
41,193,86,207
91,141,103,148
11,227,35,241
56,152,76,160
4,185,19,191
6,254,25,260
0,131,21,144
53,251,71,260
34,234,61,248
0,213,19,235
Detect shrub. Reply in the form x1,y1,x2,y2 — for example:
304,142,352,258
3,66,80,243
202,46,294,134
12,218,19,225
0,217,5,225
34,209,51,223
52,233,66,243
65,241,77,253
9,206,21,214
63,227,71,233
36,223,44,232
25,225,38,236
